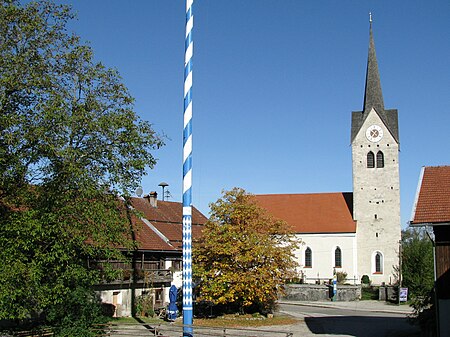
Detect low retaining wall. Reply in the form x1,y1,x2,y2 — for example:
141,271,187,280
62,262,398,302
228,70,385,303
379,286,398,302
281,284,361,302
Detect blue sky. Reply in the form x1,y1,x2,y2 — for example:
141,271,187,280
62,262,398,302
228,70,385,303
57,0,449,227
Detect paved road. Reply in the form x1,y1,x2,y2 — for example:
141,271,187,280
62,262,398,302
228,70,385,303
278,302,420,337
108,301,421,337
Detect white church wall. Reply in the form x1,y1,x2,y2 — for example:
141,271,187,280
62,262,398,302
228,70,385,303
294,233,358,284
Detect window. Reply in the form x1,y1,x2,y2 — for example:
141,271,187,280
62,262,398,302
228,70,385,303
305,247,312,268
375,252,383,273
367,151,375,168
171,260,182,271
334,247,342,268
376,151,384,168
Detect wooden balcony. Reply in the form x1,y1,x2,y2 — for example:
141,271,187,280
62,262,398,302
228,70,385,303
95,268,173,286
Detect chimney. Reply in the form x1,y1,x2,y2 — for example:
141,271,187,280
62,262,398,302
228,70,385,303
145,191,158,208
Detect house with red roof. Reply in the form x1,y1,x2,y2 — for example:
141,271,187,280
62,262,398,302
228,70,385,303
410,165,450,337
96,192,207,317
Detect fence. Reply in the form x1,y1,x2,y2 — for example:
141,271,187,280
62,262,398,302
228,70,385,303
0,328,53,337
92,323,293,337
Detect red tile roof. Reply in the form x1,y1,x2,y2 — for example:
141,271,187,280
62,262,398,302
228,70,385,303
411,166,450,225
131,198,207,225
130,197,207,251
253,192,356,234
132,216,176,251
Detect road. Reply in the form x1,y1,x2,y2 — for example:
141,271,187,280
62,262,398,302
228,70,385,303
107,302,422,337
278,303,421,337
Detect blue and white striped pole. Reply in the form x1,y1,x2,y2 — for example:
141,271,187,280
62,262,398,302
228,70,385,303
182,0,194,335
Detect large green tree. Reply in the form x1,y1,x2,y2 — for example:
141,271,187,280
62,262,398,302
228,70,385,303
401,227,434,301
0,0,163,330
399,227,435,332
193,188,299,314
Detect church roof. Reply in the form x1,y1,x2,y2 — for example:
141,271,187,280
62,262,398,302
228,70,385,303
351,21,399,144
410,166,450,225
253,192,356,234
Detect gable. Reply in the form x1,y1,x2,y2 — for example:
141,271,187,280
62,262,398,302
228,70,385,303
253,192,356,234
351,107,399,145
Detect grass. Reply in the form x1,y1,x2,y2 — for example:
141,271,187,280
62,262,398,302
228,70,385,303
108,316,162,324
108,314,299,328
361,286,379,300
193,314,298,328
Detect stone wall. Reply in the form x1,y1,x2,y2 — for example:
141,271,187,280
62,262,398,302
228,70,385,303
281,284,361,302
378,286,398,302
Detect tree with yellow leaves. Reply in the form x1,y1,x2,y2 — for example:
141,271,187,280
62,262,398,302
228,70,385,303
193,188,299,314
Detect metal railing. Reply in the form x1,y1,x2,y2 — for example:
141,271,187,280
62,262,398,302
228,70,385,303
92,323,293,337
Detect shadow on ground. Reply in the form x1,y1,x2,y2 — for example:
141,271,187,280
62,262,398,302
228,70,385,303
304,315,420,337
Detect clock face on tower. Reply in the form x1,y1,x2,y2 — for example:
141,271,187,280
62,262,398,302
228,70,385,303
366,124,383,142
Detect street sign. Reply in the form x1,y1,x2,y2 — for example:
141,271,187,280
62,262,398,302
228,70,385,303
399,287,408,302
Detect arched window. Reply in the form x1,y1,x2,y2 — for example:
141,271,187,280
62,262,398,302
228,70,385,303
376,151,384,168
305,247,312,268
375,252,383,273
335,247,342,268
367,151,375,168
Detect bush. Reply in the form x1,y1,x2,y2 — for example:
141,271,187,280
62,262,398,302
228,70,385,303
361,275,371,286
336,271,347,284
135,294,155,317
45,287,108,337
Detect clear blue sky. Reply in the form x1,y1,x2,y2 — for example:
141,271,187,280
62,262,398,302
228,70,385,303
56,0,449,228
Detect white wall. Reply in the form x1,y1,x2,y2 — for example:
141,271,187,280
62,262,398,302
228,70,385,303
294,233,358,284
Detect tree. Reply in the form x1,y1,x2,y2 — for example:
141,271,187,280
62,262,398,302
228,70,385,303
0,0,163,332
401,227,434,300
193,188,299,314
399,227,435,334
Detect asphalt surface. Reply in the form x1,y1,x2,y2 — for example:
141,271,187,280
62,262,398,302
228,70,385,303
109,300,420,337
277,300,420,337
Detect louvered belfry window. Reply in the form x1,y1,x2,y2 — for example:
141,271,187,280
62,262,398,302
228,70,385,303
376,151,384,168
367,151,375,168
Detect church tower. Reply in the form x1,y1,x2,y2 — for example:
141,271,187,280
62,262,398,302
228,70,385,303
351,18,401,285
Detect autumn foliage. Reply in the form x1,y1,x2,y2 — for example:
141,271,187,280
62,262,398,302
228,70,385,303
193,188,299,313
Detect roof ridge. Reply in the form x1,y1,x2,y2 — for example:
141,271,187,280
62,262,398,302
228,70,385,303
255,191,352,197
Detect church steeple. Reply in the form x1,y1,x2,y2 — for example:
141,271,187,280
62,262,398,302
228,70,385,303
351,15,399,145
363,16,384,114
351,13,401,287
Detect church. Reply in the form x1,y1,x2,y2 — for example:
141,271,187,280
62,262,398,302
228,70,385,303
254,21,401,286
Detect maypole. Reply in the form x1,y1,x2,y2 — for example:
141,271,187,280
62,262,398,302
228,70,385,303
182,0,194,336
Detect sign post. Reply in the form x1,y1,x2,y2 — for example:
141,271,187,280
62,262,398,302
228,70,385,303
332,268,337,301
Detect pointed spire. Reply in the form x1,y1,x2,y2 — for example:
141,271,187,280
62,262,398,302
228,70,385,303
363,14,384,113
